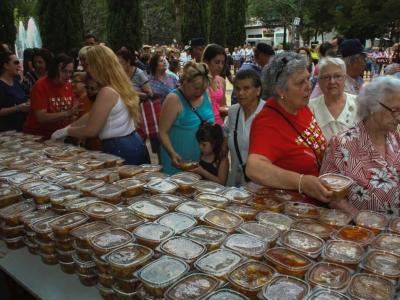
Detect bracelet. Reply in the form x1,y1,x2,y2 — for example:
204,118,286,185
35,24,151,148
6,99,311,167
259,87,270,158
298,174,304,194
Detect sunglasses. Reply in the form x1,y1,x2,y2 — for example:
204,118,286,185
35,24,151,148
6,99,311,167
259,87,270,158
12,60,20,65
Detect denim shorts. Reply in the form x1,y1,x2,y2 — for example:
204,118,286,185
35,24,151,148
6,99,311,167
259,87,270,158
102,131,150,165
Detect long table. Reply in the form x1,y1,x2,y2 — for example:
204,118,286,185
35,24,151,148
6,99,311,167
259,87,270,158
0,241,100,300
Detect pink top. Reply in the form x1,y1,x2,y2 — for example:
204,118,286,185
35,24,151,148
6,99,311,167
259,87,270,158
208,76,224,125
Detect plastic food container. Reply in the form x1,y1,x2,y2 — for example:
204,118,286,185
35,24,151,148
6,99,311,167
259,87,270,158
252,195,285,213
113,276,140,294
145,178,178,194
105,211,145,232
195,193,230,209
20,180,47,195
264,247,313,278
53,236,74,251
27,183,63,204
76,180,105,196
40,253,58,265
291,219,335,240
194,249,243,279
332,225,375,247
228,260,275,297
284,202,320,219
118,165,144,178
5,236,25,249
114,178,145,197
49,212,89,239
175,201,213,219
194,180,225,194
179,160,198,171
79,159,105,170
355,210,389,234
347,273,394,300
136,256,189,297
46,170,73,183
79,273,98,287
388,217,400,234
256,211,293,231
97,271,113,288
319,173,353,200
20,210,56,232
222,187,253,205
362,249,400,280
261,275,310,300
59,261,75,274
30,166,58,177
92,253,110,274
134,171,167,183
226,206,257,221
371,233,400,255
238,222,280,246
6,172,37,186
94,153,123,167
89,228,133,256
85,169,119,183
156,212,197,234
0,187,22,208
31,217,58,243
305,289,350,300
37,239,56,254
91,184,123,205
133,222,174,248
63,196,99,212
204,289,249,300
57,175,87,189
223,234,267,260
63,163,91,174
185,226,227,251
82,201,119,221
158,236,206,264
0,200,35,226
170,172,201,195
203,209,243,233
322,240,364,270
49,189,81,209
280,230,324,258
105,243,153,278
73,241,93,261
128,199,168,220
55,248,75,263
306,262,351,290
164,273,221,300
150,194,187,210
140,164,162,173
318,208,352,229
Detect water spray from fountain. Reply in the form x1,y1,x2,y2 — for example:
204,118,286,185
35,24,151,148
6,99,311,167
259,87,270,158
15,17,42,59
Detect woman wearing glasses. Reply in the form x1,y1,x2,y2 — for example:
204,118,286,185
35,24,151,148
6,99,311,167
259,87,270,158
309,57,359,142
246,52,333,204
321,76,400,216
0,50,30,131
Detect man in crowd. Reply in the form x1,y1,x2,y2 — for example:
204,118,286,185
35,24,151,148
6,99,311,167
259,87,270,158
186,37,206,63
84,34,98,46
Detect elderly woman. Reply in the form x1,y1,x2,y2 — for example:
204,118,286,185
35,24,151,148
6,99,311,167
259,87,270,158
309,57,359,142
224,69,265,186
321,76,400,216
246,52,333,203
159,61,214,175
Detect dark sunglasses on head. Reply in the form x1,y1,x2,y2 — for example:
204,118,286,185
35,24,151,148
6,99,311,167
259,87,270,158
12,60,20,65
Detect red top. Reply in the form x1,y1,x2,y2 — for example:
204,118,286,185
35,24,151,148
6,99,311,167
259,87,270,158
249,98,327,176
23,76,73,139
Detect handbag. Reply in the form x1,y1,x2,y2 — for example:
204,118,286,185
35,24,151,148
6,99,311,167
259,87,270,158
137,97,162,140
233,107,250,182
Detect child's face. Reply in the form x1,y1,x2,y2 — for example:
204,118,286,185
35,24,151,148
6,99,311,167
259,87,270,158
199,141,213,155
72,77,86,94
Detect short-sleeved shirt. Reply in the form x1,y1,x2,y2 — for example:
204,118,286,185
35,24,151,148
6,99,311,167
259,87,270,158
130,67,149,91
149,74,178,103
23,76,73,139
0,79,28,131
249,98,327,176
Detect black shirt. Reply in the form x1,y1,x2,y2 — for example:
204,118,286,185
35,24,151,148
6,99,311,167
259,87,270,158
0,79,28,131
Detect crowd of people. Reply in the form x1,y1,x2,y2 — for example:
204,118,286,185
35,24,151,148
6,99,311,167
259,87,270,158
1,34,400,218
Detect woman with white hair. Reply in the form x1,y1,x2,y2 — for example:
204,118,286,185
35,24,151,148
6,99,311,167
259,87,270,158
321,76,400,216
309,57,359,141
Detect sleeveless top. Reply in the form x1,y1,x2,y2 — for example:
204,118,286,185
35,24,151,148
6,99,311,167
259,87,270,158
199,159,219,176
99,97,135,140
208,76,224,125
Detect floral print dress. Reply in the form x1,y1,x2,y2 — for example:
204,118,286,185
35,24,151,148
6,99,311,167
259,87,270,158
320,121,400,215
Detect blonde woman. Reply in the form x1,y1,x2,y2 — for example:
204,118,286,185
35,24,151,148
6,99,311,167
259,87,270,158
51,45,150,165
159,61,215,175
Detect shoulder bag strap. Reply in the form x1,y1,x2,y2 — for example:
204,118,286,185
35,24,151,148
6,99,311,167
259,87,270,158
177,88,205,123
233,107,244,167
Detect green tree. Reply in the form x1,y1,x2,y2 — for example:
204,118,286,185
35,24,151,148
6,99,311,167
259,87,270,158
226,0,246,50
0,0,16,49
14,0,39,25
107,0,142,51
209,0,226,46
80,0,108,42
38,0,84,53
181,0,209,44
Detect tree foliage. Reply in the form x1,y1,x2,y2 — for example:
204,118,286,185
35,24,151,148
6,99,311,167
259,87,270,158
0,0,17,48
181,0,209,45
208,0,226,46
226,0,246,50
80,0,108,42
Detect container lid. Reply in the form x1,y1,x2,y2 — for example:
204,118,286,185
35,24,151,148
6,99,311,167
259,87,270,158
204,289,249,300
223,234,267,258
140,164,162,173
159,236,206,261
30,166,58,177
256,211,293,231
306,289,351,300
150,194,187,208
355,210,389,231
323,240,364,264
63,196,99,211
31,216,58,234
195,193,230,208
203,209,243,232
291,219,335,240
319,173,353,191
128,200,168,219
93,153,123,164
76,180,106,192
46,170,72,182
185,226,227,246
222,187,253,204
105,243,153,268
133,222,174,243
64,163,91,174
176,201,213,219
165,273,220,300
79,159,105,169
371,233,400,255
318,208,352,228
157,212,197,234
0,200,36,220
280,230,324,257
70,221,113,241
118,165,144,177
83,201,119,219
388,217,400,234
19,210,56,226
225,205,257,219
0,186,22,200
363,249,400,277
145,178,178,194
194,249,243,277
134,171,167,182
20,180,47,192
228,260,275,292
114,178,145,190
49,189,81,205
89,228,133,253
284,202,320,219
137,256,189,288
238,221,280,242
306,262,351,290
264,247,312,271
347,273,394,300
27,183,63,197
49,212,89,231
333,225,375,246
105,211,145,230
6,172,37,185
194,181,225,194
262,275,310,300
57,175,87,188
91,184,123,198
170,172,201,186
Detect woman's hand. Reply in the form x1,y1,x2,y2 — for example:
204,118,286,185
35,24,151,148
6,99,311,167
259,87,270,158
171,152,182,168
18,102,30,113
51,126,70,140
301,175,333,203
190,165,206,177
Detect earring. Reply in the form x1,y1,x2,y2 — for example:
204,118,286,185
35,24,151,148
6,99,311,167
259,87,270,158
280,95,285,100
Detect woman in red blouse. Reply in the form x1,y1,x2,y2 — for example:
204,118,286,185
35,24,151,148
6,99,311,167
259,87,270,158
246,52,333,204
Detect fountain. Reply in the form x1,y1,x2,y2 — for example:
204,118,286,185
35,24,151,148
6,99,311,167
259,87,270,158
15,17,42,59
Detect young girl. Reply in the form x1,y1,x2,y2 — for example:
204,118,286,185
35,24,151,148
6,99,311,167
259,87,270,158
192,123,229,185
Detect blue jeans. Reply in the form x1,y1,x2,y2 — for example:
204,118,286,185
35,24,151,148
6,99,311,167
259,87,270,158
102,132,150,165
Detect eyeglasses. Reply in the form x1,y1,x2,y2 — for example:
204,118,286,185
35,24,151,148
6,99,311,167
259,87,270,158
12,60,20,65
379,102,400,116
319,74,345,82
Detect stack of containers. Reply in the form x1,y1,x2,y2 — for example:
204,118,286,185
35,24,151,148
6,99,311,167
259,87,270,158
31,216,59,264
49,189,82,215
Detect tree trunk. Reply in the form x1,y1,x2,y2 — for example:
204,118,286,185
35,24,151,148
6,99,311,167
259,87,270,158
174,0,182,44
